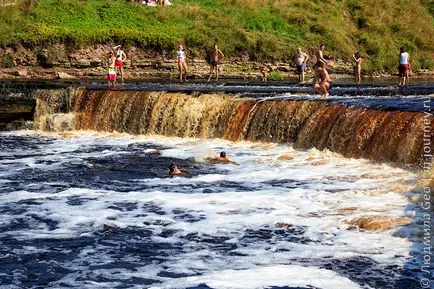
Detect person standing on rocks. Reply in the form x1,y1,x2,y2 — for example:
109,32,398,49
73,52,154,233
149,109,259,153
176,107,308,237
207,43,224,82
315,44,328,68
294,47,309,83
113,45,127,83
353,51,362,85
177,44,188,82
106,51,117,87
398,47,410,86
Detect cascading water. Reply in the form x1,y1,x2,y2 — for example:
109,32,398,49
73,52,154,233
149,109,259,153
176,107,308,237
34,89,433,168
1,86,432,289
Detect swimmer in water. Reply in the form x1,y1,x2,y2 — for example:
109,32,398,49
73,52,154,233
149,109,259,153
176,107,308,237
168,164,189,176
205,151,239,165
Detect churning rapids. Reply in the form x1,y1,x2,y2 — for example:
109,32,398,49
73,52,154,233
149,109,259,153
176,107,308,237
0,130,427,289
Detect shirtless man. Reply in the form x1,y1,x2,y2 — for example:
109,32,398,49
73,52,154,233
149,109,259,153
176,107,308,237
113,45,127,82
312,62,332,99
168,164,189,176
315,44,328,68
207,44,225,82
294,47,309,83
205,151,239,165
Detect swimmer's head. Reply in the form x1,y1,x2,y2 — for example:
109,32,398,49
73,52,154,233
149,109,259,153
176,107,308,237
220,151,226,158
168,163,176,172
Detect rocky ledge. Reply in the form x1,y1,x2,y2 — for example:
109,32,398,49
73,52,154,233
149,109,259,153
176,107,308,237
1,44,433,81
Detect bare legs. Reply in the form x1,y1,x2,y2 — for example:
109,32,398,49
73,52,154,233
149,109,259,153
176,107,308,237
354,67,361,85
115,66,124,82
178,62,188,82
298,71,305,83
207,65,219,82
399,75,408,86
313,82,330,98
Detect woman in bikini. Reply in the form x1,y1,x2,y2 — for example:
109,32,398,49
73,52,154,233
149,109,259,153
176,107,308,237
177,45,188,82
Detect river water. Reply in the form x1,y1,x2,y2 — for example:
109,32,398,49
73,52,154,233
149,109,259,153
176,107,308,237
0,130,426,289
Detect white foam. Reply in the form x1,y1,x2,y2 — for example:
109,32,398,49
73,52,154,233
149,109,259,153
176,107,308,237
152,265,367,289
0,131,422,288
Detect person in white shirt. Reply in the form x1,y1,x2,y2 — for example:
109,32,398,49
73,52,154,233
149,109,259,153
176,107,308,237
177,45,188,82
398,47,410,86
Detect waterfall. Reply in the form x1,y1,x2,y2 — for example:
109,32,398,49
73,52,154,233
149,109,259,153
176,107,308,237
34,89,434,168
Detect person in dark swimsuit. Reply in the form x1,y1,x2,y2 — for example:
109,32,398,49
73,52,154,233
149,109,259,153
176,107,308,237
207,44,224,82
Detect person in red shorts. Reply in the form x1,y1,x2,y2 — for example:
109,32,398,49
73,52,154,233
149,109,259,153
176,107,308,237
398,47,410,86
106,51,117,87
113,45,127,83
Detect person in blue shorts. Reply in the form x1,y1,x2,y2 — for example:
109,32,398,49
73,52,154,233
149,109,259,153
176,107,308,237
295,47,309,83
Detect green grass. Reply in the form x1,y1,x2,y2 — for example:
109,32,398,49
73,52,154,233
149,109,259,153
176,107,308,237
0,0,433,71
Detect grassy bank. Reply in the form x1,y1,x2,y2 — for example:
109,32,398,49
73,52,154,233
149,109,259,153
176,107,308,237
0,0,433,72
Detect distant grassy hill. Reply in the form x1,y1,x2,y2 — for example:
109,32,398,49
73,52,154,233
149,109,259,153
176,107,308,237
1,0,433,72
